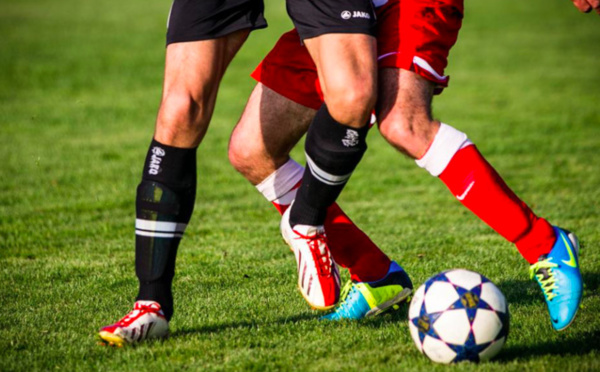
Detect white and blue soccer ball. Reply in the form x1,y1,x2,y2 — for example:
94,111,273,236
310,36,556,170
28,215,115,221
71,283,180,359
408,269,509,364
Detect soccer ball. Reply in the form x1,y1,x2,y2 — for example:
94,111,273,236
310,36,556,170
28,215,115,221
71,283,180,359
408,269,509,363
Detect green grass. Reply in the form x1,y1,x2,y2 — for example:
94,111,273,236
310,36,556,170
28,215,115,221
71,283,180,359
1,0,599,370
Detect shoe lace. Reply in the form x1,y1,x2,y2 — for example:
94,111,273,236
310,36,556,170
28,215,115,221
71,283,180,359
294,230,333,276
530,259,559,301
333,280,357,312
119,303,159,325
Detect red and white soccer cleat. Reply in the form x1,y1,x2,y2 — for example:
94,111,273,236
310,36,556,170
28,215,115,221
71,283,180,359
98,301,169,346
281,206,340,310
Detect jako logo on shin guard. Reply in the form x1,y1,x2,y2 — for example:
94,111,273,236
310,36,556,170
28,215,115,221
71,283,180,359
148,146,165,175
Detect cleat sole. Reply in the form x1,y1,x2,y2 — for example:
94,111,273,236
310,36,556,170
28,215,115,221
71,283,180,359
98,331,126,347
297,286,336,311
366,287,412,318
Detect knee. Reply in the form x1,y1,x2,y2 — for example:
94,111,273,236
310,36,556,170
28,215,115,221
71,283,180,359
378,109,437,159
227,127,264,178
324,79,377,128
378,111,410,145
227,136,252,175
156,91,211,144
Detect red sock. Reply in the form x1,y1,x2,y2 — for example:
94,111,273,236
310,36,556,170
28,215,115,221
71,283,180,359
324,204,391,282
439,145,556,263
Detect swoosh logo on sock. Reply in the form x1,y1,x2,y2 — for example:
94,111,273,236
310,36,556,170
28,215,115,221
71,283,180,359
456,181,475,201
560,233,577,268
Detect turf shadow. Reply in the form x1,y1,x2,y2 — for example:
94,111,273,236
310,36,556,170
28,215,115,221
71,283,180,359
170,313,316,338
498,270,599,307
581,270,600,294
171,305,412,338
497,330,600,362
496,278,544,306
358,305,410,329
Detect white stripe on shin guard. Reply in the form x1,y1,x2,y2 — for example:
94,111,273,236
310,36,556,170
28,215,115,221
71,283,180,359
415,123,472,177
305,154,353,186
135,219,187,238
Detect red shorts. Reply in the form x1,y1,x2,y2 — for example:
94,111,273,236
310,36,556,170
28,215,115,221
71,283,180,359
251,0,464,110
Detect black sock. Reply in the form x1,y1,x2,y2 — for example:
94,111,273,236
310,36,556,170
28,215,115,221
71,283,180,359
135,138,197,321
290,104,369,227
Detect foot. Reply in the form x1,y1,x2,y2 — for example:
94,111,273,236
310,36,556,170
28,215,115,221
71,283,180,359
321,261,413,320
98,301,169,346
530,227,583,331
281,206,340,310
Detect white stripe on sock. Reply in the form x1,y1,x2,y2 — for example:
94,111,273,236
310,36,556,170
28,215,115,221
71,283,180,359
135,230,184,238
305,154,352,186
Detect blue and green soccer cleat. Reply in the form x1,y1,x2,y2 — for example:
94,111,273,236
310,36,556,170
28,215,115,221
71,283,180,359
530,227,583,331
321,261,413,320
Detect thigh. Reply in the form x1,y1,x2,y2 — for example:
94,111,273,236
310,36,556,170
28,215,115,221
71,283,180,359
303,33,377,124
162,29,249,99
230,83,316,184
167,0,267,44
156,30,250,147
376,68,439,158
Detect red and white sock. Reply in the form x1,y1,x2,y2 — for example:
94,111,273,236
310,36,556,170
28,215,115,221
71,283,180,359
416,123,556,264
256,159,391,281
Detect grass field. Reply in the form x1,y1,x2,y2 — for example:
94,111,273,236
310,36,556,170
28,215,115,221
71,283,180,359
1,0,599,370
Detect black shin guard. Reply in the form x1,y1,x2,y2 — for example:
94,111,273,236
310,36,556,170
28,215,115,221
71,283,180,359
135,139,197,321
290,105,369,227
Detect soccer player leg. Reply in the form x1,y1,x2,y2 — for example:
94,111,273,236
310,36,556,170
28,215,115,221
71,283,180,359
285,0,377,226
378,69,582,330
141,34,249,316
280,1,378,309
100,141,198,346
99,1,264,345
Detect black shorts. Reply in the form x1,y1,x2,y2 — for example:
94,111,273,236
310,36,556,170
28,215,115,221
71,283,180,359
166,0,268,45
286,0,376,41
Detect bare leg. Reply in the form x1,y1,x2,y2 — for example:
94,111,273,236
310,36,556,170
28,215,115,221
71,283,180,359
377,68,439,159
229,83,315,184
134,29,251,321
304,34,377,128
156,29,250,148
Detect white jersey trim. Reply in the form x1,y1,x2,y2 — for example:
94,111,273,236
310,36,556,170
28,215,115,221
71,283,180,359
413,56,448,82
377,53,449,83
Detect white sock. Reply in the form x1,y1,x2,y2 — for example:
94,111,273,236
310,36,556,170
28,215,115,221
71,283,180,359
415,123,472,177
255,159,304,207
